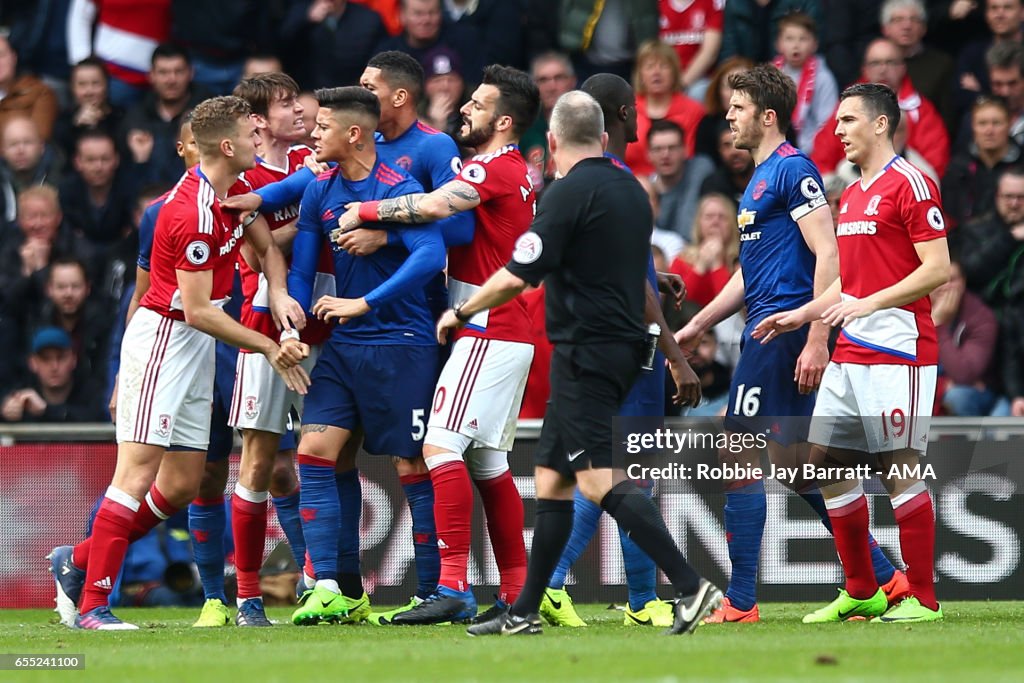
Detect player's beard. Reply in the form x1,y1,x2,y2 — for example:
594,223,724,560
456,114,497,149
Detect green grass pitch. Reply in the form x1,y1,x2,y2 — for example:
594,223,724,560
1,602,1022,682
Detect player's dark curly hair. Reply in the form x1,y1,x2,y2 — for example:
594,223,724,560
481,64,540,138
315,86,381,123
366,51,425,104
840,83,901,140
729,64,797,133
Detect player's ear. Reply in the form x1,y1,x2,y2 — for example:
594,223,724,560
600,131,609,152
546,130,558,156
220,137,234,158
762,107,777,128
496,113,514,134
393,87,408,108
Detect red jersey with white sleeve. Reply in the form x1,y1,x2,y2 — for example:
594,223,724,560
448,145,535,344
659,0,725,70
235,146,333,349
141,167,245,321
832,156,947,366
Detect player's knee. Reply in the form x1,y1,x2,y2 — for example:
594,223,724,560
197,461,229,499
466,447,508,481
269,459,298,497
575,470,615,504
423,427,472,464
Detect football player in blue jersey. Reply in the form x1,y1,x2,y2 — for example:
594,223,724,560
285,86,447,626
675,65,906,623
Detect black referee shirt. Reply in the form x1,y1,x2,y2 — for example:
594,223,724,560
505,156,652,344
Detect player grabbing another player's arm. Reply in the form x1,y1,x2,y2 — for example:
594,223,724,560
754,83,949,624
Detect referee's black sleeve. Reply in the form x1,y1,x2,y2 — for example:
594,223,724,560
505,179,577,286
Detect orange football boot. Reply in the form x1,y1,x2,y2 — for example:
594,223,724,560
703,597,760,623
880,569,911,606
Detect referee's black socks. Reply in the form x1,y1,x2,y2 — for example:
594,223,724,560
509,499,574,618
601,480,701,598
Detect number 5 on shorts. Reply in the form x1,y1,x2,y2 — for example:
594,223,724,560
411,408,426,441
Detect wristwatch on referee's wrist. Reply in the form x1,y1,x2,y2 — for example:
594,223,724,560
453,300,472,323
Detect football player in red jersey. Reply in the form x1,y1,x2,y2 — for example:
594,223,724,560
336,64,540,625
52,96,309,630
755,82,948,624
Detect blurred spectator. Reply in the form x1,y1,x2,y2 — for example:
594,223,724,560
1002,300,1024,415
0,186,81,314
626,40,705,176
882,0,955,130
7,0,73,104
812,37,950,177
0,33,59,142
982,42,1024,147
25,256,113,393
444,0,525,71
419,46,466,136
668,193,738,306
358,0,402,34
822,172,846,225
524,0,560,61
772,11,838,153
700,120,754,206
375,0,480,83
52,57,126,161
648,120,714,241
638,174,686,262
694,56,754,160
0,117,62,227
926,0,989,53
932,259,1009,415
282,0,388,90
521,51,576,189
122,44,206,185
720,0,823,64
1,326,106,422
821,0,882,90
680,329,731,416
58,130,138,249
242,54,284,80
956,166,1024,308
170,0,259,95
66,0,173,107
658,0,724,99
953,0,1023,121
559,0,658,81
944,96,1022,227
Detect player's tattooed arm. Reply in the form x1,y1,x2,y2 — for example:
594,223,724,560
340,179,482,230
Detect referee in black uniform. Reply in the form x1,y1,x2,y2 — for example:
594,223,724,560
436,90,722,637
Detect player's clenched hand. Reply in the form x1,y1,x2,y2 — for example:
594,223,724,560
277,338,309,367
821,298,878,329
335,228,387,256
221,192,263,213
667,358,702,407
270,353,311,395
751,308,808,343
269,290,307,332
657,271,686,310
436,308,464,344
312,295,371,324
794,340,828,394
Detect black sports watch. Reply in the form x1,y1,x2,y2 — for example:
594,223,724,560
453,300,472,323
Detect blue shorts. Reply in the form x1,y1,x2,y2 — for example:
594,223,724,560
619,350,665,417
302,342,439,458
723,322,814,445
207,341,238,461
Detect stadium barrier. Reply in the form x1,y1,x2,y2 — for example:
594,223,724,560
2,419,1022,608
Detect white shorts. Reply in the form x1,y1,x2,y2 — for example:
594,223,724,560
809,362,936,454
426,337,533,452
228,345,320,434
116,307,214,450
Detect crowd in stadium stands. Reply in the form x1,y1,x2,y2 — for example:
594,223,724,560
1,0,1023,422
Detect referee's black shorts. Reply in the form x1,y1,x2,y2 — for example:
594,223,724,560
535,341,644,479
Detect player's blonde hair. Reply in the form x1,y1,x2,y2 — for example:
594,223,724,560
190,96,252,156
